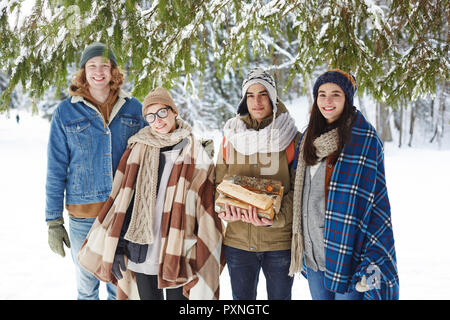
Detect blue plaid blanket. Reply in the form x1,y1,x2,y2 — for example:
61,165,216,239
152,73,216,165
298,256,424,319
295,110,399,300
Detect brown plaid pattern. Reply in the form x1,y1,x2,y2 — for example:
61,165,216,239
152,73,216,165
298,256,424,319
78,136,225,299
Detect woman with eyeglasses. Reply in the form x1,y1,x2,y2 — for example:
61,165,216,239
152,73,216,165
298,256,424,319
78,87,224,300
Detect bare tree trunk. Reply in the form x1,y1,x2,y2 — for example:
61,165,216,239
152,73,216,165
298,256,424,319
429,96,437,143
429,126,438,143
430,80,446,145
304,75,313,110
376,102,381,136
378,102,392,143
408,102,416,147
430,98,434,123
358,95,368,119
438,80,447,144
394,105,403,148
440,98,446,142
399,105,403,147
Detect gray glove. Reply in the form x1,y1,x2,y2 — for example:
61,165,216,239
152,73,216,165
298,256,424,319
47,217,71,257
126,242,148,263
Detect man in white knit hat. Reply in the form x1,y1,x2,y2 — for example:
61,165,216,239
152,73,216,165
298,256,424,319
215,67,301,300
237,67,278,118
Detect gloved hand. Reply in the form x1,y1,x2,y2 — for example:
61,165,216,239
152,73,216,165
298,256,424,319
112,252,126,280
126,242,148,263
47,217,71,257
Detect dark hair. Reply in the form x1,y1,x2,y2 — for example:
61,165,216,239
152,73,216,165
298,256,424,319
303,98,355,166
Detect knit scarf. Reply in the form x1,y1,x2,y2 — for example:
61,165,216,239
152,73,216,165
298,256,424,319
289,128,339,276
124,118,192,245
223,112,298,155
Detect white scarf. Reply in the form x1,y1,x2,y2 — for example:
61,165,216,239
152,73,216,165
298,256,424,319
223,112,298,155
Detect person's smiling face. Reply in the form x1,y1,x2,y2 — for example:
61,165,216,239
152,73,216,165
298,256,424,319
144,103,177,134
84,56,112,91
316,82,346,124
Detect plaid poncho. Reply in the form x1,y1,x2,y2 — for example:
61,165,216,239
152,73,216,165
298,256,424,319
294,110,399,300
78,134,225,300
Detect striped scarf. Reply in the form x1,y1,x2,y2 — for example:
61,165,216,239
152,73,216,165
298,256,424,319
77,123,225,299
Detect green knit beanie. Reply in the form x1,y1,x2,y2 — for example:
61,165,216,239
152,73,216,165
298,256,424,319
80,42,117,68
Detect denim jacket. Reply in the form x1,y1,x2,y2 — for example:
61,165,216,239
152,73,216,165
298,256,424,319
45,90,146,221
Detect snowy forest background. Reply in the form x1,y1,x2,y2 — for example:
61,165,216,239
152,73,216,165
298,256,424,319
0,0,449,147
0,0,449,300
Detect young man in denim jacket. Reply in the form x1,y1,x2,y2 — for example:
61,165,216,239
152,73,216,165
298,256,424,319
45,43,146,300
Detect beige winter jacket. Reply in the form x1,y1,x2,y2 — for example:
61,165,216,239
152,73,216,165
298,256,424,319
215,101,301,252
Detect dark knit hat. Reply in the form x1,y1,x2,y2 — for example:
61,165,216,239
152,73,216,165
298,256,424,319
313,69,357,107
237,67,277,115
80,42,117,68
142,87,178,115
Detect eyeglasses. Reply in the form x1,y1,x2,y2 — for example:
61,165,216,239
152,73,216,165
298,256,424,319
144,106,172,124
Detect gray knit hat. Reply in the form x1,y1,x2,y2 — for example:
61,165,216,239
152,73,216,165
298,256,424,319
237,67,277,115
80,42,117,68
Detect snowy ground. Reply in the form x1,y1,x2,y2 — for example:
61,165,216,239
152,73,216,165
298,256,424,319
1,102,449,300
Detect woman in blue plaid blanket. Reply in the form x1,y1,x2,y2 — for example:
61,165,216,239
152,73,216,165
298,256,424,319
289,69,399,300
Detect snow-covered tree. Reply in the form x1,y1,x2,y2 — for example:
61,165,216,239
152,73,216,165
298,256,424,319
0,72,19,110
0,0,448,138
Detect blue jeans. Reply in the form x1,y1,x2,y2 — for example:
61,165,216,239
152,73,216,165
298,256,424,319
224,246,293,300
69,217,116,300
306,267,364,300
